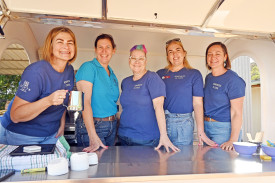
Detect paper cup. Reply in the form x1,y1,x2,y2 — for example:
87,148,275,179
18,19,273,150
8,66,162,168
88,152,98,165
70,152,89,171
47,157,69,176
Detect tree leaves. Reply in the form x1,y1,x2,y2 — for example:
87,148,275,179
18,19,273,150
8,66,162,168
0,75,21,109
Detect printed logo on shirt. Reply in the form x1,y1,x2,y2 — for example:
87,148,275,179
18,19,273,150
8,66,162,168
161,76,170,79
19,80,31,92
174,75,186,79
212,83,222,90
133,84,142,89
113,78,118,86
64,80,71,87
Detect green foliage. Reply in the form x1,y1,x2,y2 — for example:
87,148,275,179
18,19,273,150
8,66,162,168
251,62,260,82
0,75,21,110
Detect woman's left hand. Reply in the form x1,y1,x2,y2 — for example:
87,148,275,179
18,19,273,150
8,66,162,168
155,135,180,152
220,140,234,151
198,132,218,147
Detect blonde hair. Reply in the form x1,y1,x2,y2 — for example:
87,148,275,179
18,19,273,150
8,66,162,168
42,26,77,65
165,41,193,70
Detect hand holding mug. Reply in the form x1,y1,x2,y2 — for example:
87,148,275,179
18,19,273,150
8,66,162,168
49,90,68,106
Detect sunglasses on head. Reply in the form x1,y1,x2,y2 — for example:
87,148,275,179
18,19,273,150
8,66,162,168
166,38,181,45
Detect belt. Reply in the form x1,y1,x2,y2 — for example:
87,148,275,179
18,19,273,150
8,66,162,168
204,117,218,122
93,115,116,121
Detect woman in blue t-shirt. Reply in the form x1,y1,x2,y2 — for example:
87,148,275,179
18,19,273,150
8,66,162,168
157,38,217,147
118,44,179,152
0,27,77,145
204,42,246,150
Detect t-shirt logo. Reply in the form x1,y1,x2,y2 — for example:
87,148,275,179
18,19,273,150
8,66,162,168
212,83,222,90
19,80,31,92
174,75,185,79
162,76,170,79
134,84,142,89
64,80,71,87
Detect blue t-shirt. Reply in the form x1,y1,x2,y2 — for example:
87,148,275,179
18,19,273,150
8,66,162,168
203,70,246,122
3,60,74,137
157,68,204,114
75,58,119,118
119,71,166,141
1,97,14,128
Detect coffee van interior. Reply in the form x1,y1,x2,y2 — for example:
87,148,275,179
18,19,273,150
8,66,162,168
0,0,274,143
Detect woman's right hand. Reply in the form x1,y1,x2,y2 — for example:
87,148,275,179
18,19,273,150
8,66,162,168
82,135,108,152
48,90,68,106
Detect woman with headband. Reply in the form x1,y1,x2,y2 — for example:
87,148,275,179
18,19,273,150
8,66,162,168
118,45,179,152
157,38,217,147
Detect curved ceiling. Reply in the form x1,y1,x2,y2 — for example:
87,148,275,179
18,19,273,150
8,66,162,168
1,0,275,40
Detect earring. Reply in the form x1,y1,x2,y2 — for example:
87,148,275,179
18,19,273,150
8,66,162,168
224,60,226,67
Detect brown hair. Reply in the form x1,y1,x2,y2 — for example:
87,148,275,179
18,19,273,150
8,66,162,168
165,40,193,70
205,42,231,70
42,26,77,65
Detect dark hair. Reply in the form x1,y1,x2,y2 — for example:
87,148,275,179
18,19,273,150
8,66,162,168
94,34,116,49
205,42,231,70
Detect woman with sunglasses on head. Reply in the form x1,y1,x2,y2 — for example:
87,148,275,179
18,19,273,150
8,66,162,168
0,26,76,145
157,38,217,147
75,34,119,152
204,42,245,150
118,45,179,152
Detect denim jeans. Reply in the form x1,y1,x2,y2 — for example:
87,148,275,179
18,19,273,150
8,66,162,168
165,110,194,146
5,130,58,145
204,121,242,145
76,117,117,147
118,135,159,147
0,122,7,144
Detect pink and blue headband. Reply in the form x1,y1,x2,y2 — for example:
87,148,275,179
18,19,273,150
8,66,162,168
130,44,147,54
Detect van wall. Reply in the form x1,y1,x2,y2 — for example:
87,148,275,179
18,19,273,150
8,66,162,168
0,21,39,64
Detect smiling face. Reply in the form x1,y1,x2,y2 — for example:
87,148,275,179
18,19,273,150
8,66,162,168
206,45,227,70
52,32,75,63
166,42,186,68
95,38,115,66
129,49,147,74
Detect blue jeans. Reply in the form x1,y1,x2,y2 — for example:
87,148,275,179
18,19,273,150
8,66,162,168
6,130,58,145
165,110,194,146
76,117,117,147
118,135,159,147
204,121,242,145
0,122,7,144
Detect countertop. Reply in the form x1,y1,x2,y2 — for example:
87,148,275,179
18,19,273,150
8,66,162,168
4,145,275,182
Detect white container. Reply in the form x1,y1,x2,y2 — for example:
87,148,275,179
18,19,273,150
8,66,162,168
88,152,98,165
70,152,89,171
47,157,69,176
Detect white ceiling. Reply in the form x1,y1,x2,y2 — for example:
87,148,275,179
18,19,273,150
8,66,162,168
208,0,275,33
4,0,275,36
